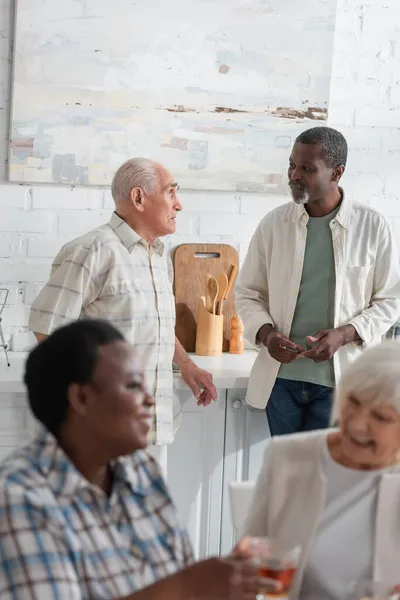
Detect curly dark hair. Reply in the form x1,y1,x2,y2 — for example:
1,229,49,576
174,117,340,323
296,126,348,168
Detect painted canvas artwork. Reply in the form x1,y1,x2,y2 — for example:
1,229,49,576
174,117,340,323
9,0,337,191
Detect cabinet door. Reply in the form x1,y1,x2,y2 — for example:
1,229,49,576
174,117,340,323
220,389,270,554
167,388,226,560
0,393,36,461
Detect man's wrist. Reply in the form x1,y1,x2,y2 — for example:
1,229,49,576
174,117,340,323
177,357,195,371
257,324,275,346
335,324,361,345
174,336,197,371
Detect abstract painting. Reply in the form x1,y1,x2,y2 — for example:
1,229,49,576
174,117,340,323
9,0,337,191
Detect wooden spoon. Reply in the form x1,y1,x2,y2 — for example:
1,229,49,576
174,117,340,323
216,272,228,315
207,276,219,315
204,273,213,312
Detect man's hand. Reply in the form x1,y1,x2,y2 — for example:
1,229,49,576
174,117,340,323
257,325,303,364
300,325,359,363
174,337,217,407
180,363,217,407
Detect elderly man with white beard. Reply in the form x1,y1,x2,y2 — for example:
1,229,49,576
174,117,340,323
236,126,400,436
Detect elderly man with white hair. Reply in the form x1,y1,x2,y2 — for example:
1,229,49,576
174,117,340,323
29,158,216,456
244,339,400,599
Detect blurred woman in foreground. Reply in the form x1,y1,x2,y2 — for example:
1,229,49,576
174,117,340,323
244,340,400,599
0,319,272,600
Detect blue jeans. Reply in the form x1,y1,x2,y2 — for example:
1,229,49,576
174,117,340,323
266,378,334,436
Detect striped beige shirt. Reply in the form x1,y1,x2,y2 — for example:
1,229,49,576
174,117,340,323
29,213,177,445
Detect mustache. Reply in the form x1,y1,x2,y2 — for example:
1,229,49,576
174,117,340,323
289,182,306,191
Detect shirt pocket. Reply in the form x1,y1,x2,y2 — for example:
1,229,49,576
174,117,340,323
341,264,374,310
99,278,150,325
102,278,142,296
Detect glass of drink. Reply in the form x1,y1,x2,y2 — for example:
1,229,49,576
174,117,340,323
248,537,301,599
347,580,400,600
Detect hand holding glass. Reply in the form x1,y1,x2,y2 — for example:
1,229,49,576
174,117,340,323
247,537,301,599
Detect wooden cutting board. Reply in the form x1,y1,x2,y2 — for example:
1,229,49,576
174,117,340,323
174,243,239,352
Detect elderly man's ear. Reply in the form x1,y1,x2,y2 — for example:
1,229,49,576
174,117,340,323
130,187,145,212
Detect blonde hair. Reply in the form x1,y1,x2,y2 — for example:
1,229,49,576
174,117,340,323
111,158,160,205
332,340,400,423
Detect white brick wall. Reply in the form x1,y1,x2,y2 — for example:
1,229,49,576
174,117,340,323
1,0,400,350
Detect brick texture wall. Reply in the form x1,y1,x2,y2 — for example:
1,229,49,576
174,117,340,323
0,0,400,350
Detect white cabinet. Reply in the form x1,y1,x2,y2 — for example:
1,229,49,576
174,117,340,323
167,388,226,559
220,390,270,554
167,387,270,559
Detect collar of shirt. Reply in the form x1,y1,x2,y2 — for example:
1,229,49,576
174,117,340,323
289,187,351,229
109,212,165,256
34,426,155,499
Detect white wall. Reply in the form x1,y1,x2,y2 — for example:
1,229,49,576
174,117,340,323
1,0,400,351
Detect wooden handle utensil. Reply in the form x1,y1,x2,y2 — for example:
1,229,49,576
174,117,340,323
204,273,213,313
216,272,228,315
224,264,238,300
207,276,219,315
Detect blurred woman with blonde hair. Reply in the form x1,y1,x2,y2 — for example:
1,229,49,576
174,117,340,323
244,340,400,599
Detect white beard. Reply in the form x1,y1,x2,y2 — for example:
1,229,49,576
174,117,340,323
291,188,310,205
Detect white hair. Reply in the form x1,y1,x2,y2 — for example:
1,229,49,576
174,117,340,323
332,340,400,423
111,158,160,205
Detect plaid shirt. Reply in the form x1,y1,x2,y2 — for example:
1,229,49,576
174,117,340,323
0,427,193,599
29,213,178,445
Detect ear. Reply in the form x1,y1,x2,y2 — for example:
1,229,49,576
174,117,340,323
68,383,90,417
332,165,345,182
129,187,145,213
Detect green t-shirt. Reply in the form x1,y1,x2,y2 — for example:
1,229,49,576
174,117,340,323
278,208,338,388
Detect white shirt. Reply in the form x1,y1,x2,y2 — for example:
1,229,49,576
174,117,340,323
300,440,389,600
236,192,400,409
29,213,178,445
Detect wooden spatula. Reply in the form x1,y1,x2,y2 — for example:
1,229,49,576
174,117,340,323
224,264,238,301
204,273,212,312
207,276,219,315
216,273,228,315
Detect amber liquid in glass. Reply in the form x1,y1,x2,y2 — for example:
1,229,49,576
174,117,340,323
258,565,296,597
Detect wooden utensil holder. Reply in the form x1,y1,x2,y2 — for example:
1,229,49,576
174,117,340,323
195,297,224,356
